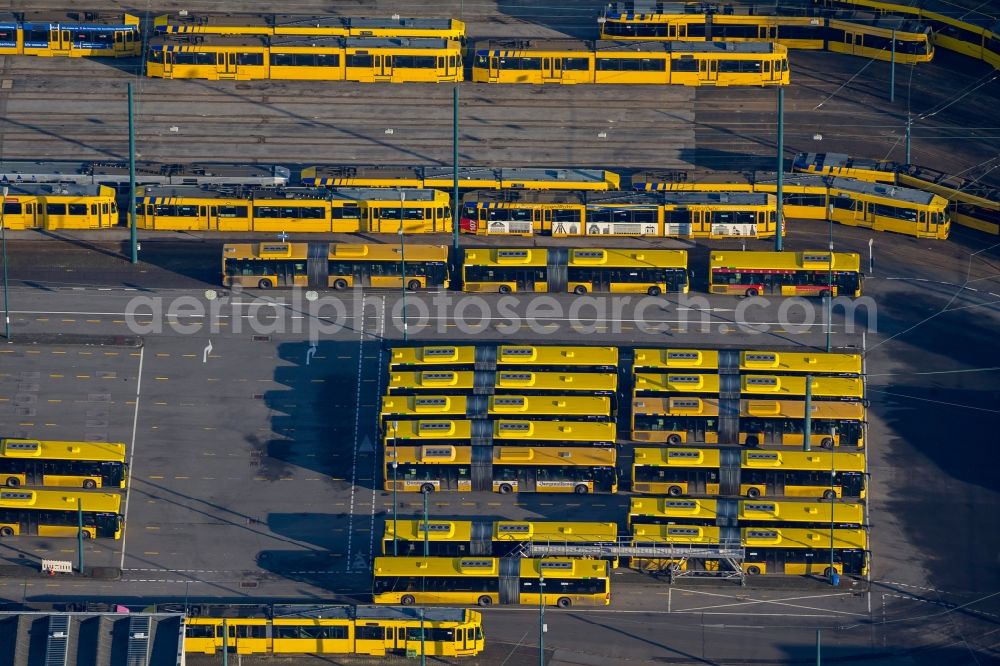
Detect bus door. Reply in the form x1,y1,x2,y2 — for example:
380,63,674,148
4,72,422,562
273,261,297,286
49,26,71,55
699,58,718,83
218,52,237,79
446,53,460,79
489,55,500,82
114,29,133,56
843,31,862,56
542,56,562,83
374,54,393,81
758,26,774,40
859,202,876,229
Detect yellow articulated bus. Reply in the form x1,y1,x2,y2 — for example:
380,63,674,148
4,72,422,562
373,557,611,608
631,447,867,499
0,184,118,230
0,489,123,539
471,39,789,86
460,190,776,239
140,186,450,233
627,497,866,529
387,370,618,396
388,344,619,372
379,395,614,423
383,419,616,448
631,525,869,577
632,348,862,376
708,250,863,298
146,35,463,82
0,438,127,489
599,2,933,64
385,445,618,494
632,372,864,401
184,606,483,658
382,519,618,559
222,243,449,290
0,12,140,57
154,14,466,41
631,397,865,448
301,165,620,191
461,247,689,295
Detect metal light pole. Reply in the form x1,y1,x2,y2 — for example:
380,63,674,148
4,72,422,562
392,421,399,556
398,190,408,341
539,574,546,666
76,497,84,573
905,116,912,164
889,29,896,103
419,606,426,666
422,487,429,557
826,215,834,352
803,375,813,452
829,442,836,584
775,87,784,251
452,86,460,252
1,185,10,340
816,628,821,665
128,82,138,264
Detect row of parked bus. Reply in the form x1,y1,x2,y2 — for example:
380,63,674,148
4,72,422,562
0,438,128,539
222,242,864,299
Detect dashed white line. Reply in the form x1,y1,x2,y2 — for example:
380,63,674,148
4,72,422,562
118,346,144,571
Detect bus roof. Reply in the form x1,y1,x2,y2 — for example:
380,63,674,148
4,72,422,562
389,370,618,393
632,525,868,549
0,439,126,462
380,394,613,418
386,419,616,443
474,39,784,55
633,447,866,472
373,556,608,578
828,177,944,207
628,497,866,525
634,373,863,400
389,445,616,466
389,344,619,368
709,250,862,272
632,349,862,375
1,183,112,198
222,243,449,263
304,166,618,190
0,489,122,513
630,397,866,420
384,519,617,542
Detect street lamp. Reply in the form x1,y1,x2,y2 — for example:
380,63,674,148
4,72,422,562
826,206,834,352
539,573,546,666
399,189,408,342
392,420,399,556
1,185,10,341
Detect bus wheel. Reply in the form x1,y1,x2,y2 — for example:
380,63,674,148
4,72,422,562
477,595,493,607
746,487,761,499
821,437,835,449
746,565,762,576
0,527,13,537
667,485,683,497
5,478,19,487
819,289,832,298
258,279,273,289
407,279,421,291
824,567,836,578
82,531,93,540
744,435,759,447
333,278,348,290
573,285,587,295
745,288,759,297
83,480,97,489
498,483,513,494
420,483,435,494
667,434,682,445
574,484,588,495
499,285,512,294
557,597,572,609
400,594,415,606
822,489,837,500
647,286,662,296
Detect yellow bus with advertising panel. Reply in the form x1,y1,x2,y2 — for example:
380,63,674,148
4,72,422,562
383,419,616,448
632,373,864,400
471,39,788,86
0,12,140,58
154,14,466,41
382,519,617,559
385,445,618,494
0,184,118,230
0,438,127,489
184,606,483,657
461,247,689,295
373,557,611,608
631,524,869,577
0,488,123,539
380,395,613,423
388,345,619,371
632,348,862,376
387,370,618,396
631,447,866,499
631,397,865,448
627,497,866,529
708,250,863,298
222,243,449,290
302,165,619,190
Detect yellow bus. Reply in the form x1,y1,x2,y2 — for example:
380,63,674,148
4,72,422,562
631,397,865,448
0,183,119,230
627,497,866,529
633,373,864,401
0,438,127,489
222,243,449,290
631,525,869,577
382,519,617,558
387,370,618,396
184,606,483,658
388,344,619,371
0,489,124,539
632,348,862,376
379,395,613,423
154,14,466,41
461,247,689,295
383,419,616,448
385,445,618,494
631,447,866,499
373,557,611,608
709,250,863,297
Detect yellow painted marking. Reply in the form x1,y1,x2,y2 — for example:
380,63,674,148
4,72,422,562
112,320,125,324
148,475,164,479
154,377,169,380
26,350,40,355
174,476,189,480
156,353,170,357
78,351,93,356
75,375,90,379
44,422,56,427
51,350,66,355
154,401,168,405
86,319,100,324
36,317,49,322
61,319,75,323
50,374,63,378
182,354,196,358
47,399,62,403
104,351,119,356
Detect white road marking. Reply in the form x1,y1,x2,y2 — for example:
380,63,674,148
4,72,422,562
118,346,145,570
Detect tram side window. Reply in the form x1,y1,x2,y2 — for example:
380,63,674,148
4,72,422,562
68,204,87,216
235,625,267,639
779,25,823,40
474,54,488,67
217,205,248,218
147,49,164,64
333,204,361,219
185,624,215,638
0,28,16,44
274,625,348,639
236,52,263,66
716,24,759,39
2,203,21,215
871,202,917,222
562,57,590,71
25,29,49,44
832,196,855,211
172,52,216,65
671,57,699,72
392,55,437,68
552,208,582,223
46,204,67,215
355,626,384,640
347,54,374,67
718,59,763,73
